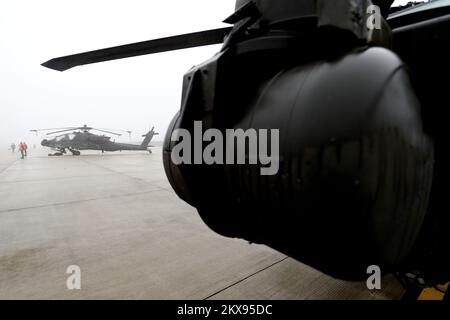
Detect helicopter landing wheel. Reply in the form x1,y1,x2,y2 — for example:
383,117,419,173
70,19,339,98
69,149,81,156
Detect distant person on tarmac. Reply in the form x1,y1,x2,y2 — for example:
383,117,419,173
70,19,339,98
24,142,28,157
19,142,25,159
10,143,16,153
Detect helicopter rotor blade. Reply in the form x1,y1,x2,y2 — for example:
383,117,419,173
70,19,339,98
91,129,122,137
46,128,79,136
98,128,134,138
41,27,232,72
98,128,132,134
31,127,78,134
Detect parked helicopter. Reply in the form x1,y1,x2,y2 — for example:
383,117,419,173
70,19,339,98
41,0,449,295
31,125,158,156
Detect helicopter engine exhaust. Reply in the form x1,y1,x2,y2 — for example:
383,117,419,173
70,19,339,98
162,45,433,280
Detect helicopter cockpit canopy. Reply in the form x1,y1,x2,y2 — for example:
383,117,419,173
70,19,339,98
55,134,74,142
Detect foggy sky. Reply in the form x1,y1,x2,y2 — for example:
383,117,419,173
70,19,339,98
0,0,415,148
0,0,235,148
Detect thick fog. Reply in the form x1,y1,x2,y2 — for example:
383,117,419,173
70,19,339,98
0,0,235,148
0,0,417,149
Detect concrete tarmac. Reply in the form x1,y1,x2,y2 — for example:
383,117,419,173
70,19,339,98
0,148,404,299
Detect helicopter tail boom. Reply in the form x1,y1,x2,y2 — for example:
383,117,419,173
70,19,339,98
141,127,159,149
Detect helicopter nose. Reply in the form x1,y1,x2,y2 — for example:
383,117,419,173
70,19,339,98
41,139,48,146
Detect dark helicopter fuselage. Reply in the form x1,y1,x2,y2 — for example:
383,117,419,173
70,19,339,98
41,130,156,154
